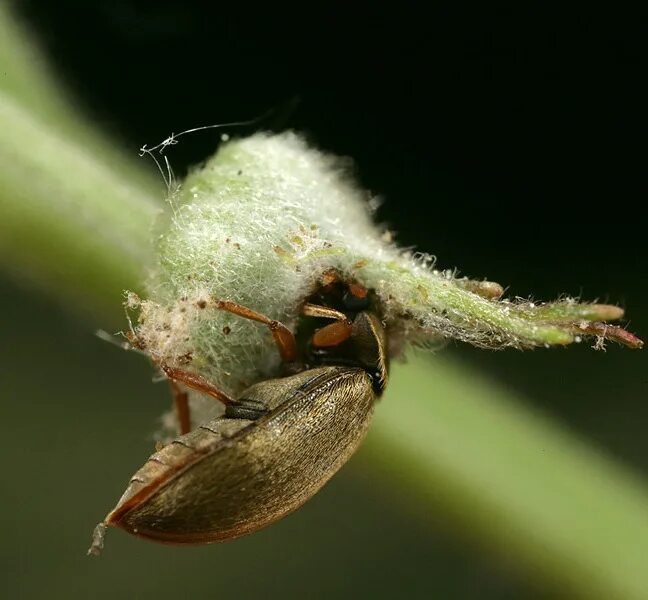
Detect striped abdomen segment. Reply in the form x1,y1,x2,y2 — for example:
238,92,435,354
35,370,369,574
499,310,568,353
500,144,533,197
106,418,252,527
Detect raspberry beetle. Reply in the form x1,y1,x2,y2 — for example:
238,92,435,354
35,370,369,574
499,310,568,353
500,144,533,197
89,280,388,554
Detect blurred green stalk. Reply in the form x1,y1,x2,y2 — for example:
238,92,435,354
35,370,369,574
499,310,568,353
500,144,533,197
0,90,158,321
366,358,648,599
2,6,647,599
0,4,159,322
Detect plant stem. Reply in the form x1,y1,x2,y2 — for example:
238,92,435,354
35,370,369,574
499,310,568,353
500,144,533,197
365,355,648,599
0,90,159,323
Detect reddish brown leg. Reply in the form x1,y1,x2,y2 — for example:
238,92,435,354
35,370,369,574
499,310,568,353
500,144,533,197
312,320,353,347
162,299,297,431
301,302,353,348
169,380,191,435
211,299,298,363
162,365,235,406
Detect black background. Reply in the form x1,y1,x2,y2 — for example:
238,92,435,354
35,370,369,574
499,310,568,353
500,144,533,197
16,3,646,308
16,3,646,287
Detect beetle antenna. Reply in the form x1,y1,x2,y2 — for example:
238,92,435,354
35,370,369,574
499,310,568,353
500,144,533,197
87,522,108,556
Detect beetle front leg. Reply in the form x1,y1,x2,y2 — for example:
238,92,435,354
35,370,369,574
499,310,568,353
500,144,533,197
301,303,353,348
207,299,298,363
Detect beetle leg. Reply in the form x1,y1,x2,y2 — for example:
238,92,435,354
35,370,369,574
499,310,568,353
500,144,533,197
209,299,298,363
162,365,235,406
311,320,353,347
302,303,348,321
302,303,354,348
169,380,191,434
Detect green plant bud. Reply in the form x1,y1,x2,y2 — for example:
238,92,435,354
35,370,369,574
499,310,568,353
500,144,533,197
129,132,641,430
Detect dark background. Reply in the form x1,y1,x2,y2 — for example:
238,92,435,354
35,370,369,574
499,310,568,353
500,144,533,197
5,3,647,598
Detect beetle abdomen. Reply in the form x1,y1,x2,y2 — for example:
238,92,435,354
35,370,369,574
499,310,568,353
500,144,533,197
105,418,253,526
106,366,375,543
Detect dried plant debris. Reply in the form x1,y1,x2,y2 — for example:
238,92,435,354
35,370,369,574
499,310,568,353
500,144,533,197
127,132,641,429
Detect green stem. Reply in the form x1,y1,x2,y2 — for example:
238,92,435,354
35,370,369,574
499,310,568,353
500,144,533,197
366,356,648,599
0,90,159,323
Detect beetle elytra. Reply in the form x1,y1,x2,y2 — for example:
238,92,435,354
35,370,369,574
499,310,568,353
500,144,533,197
88,280,388,554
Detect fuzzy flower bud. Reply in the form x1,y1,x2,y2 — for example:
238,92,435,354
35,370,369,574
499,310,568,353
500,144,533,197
128,132,641,430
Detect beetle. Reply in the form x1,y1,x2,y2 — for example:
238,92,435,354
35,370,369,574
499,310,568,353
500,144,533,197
88,280,388,554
